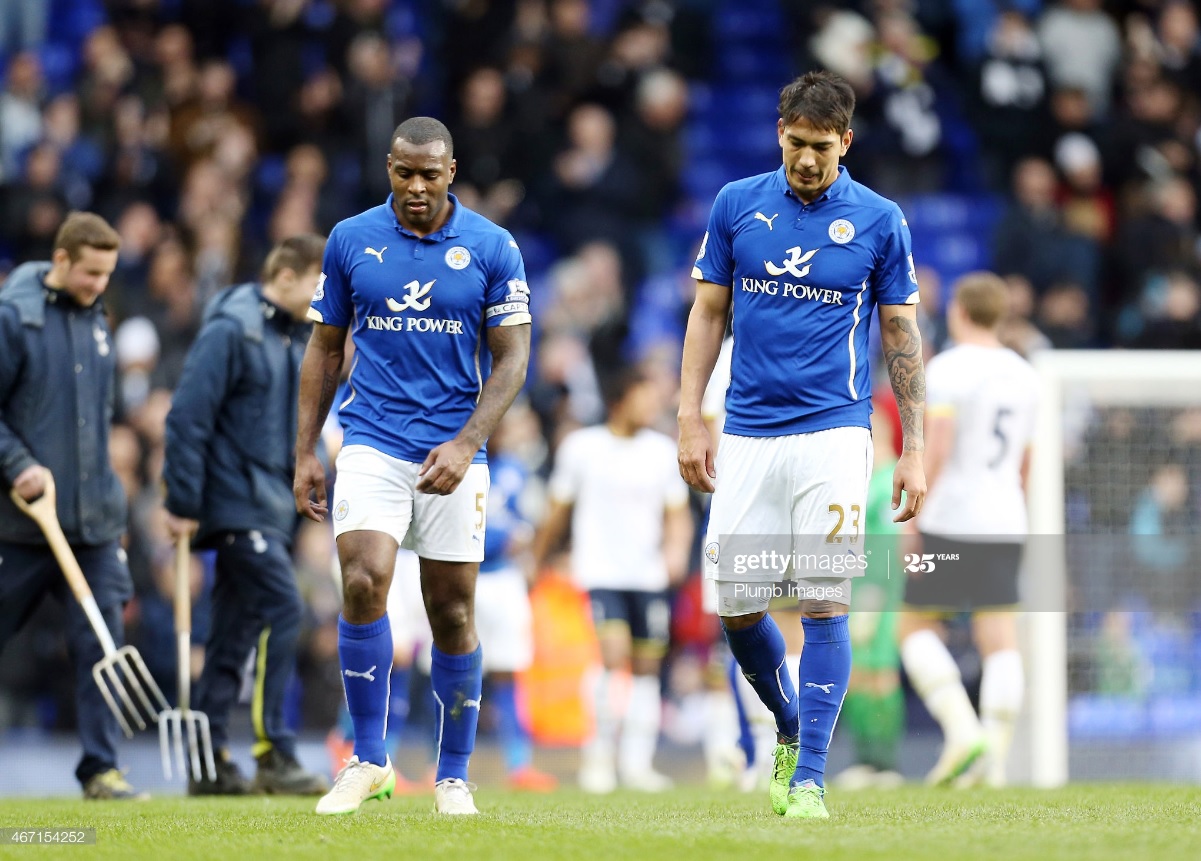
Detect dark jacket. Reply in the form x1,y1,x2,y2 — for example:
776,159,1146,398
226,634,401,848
163,283,312,546
0,262,127,545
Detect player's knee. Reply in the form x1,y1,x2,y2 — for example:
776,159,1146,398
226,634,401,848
426,597,472,636
341,565,385,613
719,609,767,631
799,599,846,618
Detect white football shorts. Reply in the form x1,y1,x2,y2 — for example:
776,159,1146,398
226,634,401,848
386,549,432,664
703,427,872,616
474,566,534,672
332,444,489,562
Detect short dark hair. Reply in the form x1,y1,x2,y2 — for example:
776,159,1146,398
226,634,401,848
392,116,454,157
54,211,120,261
601,365,651,412
778,71,856,135
262,233,326,283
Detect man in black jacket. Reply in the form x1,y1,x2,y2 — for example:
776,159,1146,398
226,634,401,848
164,235,329,796
0,212,145,800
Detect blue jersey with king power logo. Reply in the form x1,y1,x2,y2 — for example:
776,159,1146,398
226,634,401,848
692,166,919,437
310,193,531,464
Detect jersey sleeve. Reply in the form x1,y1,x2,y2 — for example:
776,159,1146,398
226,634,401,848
484,232,531,328
691,185,735,287
870,206,920,306
308,224,353,327
548,432,582,503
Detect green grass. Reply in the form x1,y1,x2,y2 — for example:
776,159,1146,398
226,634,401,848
1,786,1198,861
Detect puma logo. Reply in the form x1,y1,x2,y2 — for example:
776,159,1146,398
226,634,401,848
805,681,835,694
344,665,377,682
364,246,387,263
754,212,779,230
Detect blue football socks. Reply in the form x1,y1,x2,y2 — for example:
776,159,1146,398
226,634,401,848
431,644,484,782
794,615,852,787
338,614,393,767
491,677,533,772
723,614,800,739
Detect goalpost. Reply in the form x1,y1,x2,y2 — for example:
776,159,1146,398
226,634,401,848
1022,350,1201,787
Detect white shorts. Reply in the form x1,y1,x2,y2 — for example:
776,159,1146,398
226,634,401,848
704,427,872,616
386,549,432,660
474,567,534,672
332,444,489,562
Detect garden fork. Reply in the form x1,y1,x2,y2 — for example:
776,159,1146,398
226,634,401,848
10,470,169,737
158,534,217,781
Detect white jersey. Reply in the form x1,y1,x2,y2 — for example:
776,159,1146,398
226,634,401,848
701,336,734,432
549,425,690,591
919,343,1039,538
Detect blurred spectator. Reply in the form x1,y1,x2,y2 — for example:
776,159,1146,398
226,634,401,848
1092,611,1148,696
994,157,1075,294
447,66,526,227
541,0,607,121
1114,176,1199,307
1125,271,1201,349
970,11,1050,191
1038,0,1121,117
1037,280,1096,348
1054,133,1115,244
0,0,48,54
855,9,950,195
1130,462,1192,577
622,67,688,223
76,26,135,153
542,103,644,285
343,32,416,207
0,52,44,180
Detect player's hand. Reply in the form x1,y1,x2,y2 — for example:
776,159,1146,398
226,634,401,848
164,512,199,540
891,450,927,523
294,449,328,521
11,464,49,502
417,438,474,495
677,416,716,493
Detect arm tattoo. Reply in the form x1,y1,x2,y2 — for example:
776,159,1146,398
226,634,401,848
885,315,926,452
317,369,339,419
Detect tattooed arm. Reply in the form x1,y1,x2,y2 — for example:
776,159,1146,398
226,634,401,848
879,303,928,522
294,322,348,521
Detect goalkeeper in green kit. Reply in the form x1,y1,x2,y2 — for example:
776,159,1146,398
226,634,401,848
833,402,906,789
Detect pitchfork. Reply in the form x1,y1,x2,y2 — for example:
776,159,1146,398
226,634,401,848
10,470,169,738
158,534,217,781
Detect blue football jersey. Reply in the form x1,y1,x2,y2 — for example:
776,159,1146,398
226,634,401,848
480,455,529,574
310,193,531,464
692,166,919,437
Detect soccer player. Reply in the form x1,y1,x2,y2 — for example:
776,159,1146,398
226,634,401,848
475,410,557,791
294,117,531,816
678,71,927,820
164,234,331,797
899,271,1037,788
534,367,693,793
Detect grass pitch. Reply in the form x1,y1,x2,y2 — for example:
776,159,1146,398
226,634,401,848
0,785,1197,861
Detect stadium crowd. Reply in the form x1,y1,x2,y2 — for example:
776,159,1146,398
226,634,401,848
2,0,1200,764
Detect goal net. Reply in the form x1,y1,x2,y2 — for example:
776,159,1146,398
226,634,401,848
1018,350,1201,786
